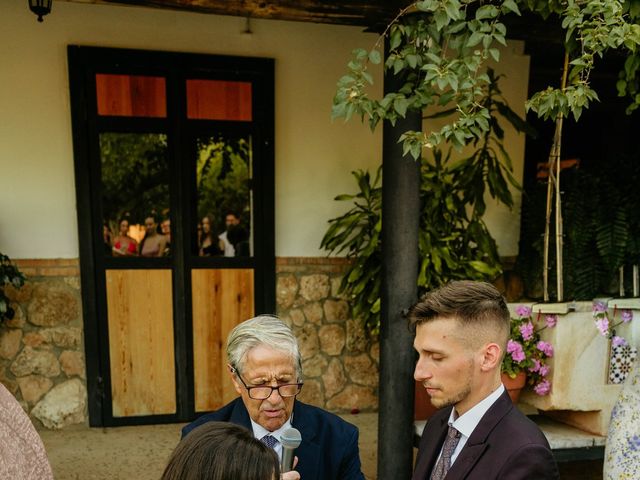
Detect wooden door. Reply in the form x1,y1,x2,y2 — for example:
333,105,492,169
68,46,275,426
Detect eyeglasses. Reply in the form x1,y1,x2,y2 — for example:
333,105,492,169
231,367,303,400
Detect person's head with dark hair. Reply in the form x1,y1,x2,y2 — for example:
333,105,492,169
225,212,240,228
409,280,510,416
162,422,279,480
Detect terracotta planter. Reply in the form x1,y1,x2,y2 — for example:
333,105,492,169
414,380,439,420
502,371,527,403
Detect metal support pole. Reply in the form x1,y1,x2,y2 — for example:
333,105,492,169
377,41,421,480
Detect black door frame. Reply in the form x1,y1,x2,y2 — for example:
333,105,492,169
68,46,275,427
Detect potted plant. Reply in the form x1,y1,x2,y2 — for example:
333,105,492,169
502,305,556,402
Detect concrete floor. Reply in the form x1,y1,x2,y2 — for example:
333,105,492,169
39,413,378,480
39,412,601,479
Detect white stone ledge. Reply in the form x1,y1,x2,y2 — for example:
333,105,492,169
608,298,640,310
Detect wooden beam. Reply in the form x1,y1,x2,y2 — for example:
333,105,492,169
93,0,410,27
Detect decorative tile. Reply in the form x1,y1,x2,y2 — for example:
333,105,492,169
608,344,638,384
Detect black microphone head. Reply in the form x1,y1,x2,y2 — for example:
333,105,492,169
280,428,302,449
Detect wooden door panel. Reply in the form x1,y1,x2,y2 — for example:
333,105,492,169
191,269,254,412
106,269,176,417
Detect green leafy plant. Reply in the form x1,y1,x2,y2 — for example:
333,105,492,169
0,253,25,323
334,0,640,159
324,71,532,335
320,169,382,335
324,70,532,335
333,0,640,303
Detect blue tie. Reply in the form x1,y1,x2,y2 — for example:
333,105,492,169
261,434,278,449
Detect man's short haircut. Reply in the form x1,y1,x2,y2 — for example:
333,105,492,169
408,280,510,349
227,315,302,379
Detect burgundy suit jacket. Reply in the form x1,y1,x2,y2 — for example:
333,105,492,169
412,390,559,480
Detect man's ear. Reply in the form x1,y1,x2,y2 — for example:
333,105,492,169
228,364,243,395
479,343,502,371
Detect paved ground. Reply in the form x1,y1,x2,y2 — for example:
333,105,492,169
39,413,378,480
39,412,601,479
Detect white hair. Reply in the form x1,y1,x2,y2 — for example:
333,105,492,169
226,315,302,379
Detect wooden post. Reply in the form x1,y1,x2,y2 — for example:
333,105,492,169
377,40,421,480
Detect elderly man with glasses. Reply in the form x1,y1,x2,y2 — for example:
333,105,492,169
182,315,364,480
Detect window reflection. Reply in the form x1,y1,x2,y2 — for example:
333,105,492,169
196,135,252,257
100,132,170,258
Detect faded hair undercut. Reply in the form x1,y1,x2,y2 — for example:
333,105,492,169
408,280,510,350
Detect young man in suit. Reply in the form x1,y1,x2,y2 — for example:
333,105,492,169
409,281,559,480
182,315,364,480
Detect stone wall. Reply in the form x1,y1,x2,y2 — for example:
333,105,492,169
0,257,378,429
0,259,87,429
276,257,379,413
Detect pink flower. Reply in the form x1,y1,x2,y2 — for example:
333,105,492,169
536,341,554,357
519,322,534,341
592,301,607,314
534,379,551,395
612,336,628,347
545,314,557,328
515,305,532,318
507,340,526,363
538,365,550,377
528,359,541,373
595,318,609,336
621,310,633,323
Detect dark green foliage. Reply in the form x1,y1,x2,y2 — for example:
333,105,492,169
100,133,170,224
324,71,532,335
320,169,382,335
0,253,25,323
517,150,640,300
196,136,251,234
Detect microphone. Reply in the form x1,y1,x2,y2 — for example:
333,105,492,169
280,427,302,473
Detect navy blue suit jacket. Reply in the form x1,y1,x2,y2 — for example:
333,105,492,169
412,390,559,480
182,398,365,480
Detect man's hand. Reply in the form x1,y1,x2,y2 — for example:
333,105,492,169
281,456,300,479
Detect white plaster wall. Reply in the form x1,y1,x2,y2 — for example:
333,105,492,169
0,1,528,258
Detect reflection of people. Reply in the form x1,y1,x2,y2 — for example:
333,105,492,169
103,222,112,256
182,316,364,480
162,422,280,480
139,214,167,257
199,214,222,257
0,383,54,479
227,224,250,257
112,218,138,256
160,217,171,257
218,212,240,257
409,281,559,480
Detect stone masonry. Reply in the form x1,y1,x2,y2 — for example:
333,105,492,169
0,257,377,429
276,258,379,413
0,259,87,429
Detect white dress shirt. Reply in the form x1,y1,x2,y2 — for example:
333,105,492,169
436,384,506,467
250,416,293,461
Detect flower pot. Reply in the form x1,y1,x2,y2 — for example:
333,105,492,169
501,372,527,403
414,380,439,420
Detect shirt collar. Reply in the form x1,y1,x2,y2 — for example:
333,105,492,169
250,413,294,442
447,384,505,438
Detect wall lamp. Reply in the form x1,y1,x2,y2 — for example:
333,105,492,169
29,0,52,22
